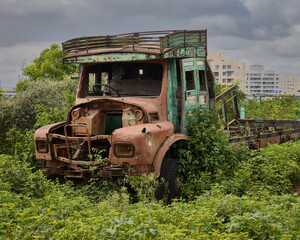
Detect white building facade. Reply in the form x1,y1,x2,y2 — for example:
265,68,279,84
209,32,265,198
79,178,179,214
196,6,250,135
246,64,279,96
279,74,300,96
207,52,246,91
2,88,16,98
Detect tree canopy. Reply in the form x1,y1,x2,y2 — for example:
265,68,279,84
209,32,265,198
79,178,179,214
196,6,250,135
23,43,77,81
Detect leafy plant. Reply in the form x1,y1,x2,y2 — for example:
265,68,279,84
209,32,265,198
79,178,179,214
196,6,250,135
177,109,248,200
126,173,159,203
23,43,77,81
0,78,77,154
219,141,300,197
243,96,300,119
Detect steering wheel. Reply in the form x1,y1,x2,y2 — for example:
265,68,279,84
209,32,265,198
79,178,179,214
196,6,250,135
93,83,121,97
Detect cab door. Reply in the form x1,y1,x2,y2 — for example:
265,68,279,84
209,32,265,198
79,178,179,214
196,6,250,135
180,58,209,134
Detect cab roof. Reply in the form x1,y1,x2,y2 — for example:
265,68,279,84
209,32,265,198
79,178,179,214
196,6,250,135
62,30,207,64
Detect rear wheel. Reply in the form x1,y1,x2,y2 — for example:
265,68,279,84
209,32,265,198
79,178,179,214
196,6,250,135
155,158,178,202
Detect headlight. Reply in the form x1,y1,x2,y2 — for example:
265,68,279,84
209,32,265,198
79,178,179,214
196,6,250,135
113,142,135,158
35,138,48,153
71,107,84,120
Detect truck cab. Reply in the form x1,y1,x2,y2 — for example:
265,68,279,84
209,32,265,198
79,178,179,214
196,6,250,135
34,30,215,191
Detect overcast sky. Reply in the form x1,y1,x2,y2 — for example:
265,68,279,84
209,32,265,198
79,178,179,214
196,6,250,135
1,0,300,88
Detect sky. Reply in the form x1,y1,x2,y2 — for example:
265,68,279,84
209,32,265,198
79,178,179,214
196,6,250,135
0,0,300,88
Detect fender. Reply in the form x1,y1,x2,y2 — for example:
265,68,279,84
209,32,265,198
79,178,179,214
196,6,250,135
153,133,188,177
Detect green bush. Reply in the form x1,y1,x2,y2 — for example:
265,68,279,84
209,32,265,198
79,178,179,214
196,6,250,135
23,43,77,81
0,155,50,198
3,128,36,165
1,169,299,240
219,141,300,197
243,96,300,119
0,78,77,154
178,110,248,200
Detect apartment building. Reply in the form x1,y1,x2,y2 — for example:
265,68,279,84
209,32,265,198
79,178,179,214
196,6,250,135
207,52,246,91
2,88,16,98
279,74,300,96
246,64,279,96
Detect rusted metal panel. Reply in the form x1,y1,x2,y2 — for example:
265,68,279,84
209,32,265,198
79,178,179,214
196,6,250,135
229,126,300,148
153,134,188,177
75,53,160,64
109,121,174,167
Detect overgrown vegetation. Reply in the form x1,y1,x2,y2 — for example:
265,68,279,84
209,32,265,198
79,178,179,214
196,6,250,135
23,43,77,82
0,44,299,239
2,96,299,238
0,78,77,155
1,150,300,239
243,96,300,119
177,110,248,200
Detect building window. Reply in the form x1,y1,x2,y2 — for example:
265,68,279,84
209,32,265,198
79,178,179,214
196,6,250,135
227,72,232,77
222,72,226,76
214,72,219,77
227,65,231,69
223,65,226,69
215,65,219,70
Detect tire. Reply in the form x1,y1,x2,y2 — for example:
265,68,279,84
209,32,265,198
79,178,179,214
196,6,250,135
155,158,178,202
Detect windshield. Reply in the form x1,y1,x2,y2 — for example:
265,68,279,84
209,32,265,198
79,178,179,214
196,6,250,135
80,62,163,98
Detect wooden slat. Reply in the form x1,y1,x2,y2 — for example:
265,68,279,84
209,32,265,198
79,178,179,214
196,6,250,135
237,119,300,128
62,30,207,60
229,128,300,143
215,85,237,102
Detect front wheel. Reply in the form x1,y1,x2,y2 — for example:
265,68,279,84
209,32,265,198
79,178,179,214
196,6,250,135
155,158,178,202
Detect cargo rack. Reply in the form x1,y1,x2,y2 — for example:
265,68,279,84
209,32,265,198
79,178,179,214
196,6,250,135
62,30,207,63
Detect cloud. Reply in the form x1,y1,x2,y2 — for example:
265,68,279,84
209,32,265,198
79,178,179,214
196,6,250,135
0,41,54,88
0,0,299,87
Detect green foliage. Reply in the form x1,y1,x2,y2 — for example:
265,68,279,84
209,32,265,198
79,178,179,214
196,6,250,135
15,79,29,93
0,155,50,198
34,104,67,128
178,110,248,200
23,43,77,81
0,78,77,154
215,83,247,103
0,109,299,239
219,141,300,197
126,173,159,203
4,129,36,165
0,159,299,240
215,83,247,122
243,96,300,119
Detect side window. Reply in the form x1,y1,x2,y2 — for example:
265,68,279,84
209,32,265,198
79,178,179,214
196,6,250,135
185,71,195,91
101,72,108,84
198,70,207,91
88,73,96,93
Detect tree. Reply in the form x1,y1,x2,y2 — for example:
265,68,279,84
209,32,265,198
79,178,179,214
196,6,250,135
23,43,77,81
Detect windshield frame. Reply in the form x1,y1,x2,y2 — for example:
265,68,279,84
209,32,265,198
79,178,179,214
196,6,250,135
78,61,164,99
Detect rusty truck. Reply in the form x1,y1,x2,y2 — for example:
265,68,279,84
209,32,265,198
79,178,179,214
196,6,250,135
34,30,300,199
